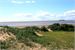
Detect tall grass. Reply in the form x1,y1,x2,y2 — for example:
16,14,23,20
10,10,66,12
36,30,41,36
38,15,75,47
33,31,74,49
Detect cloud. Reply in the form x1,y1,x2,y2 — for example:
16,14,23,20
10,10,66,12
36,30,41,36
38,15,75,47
11,0,24,4
34,11,57,20
64,10,75,16
14,13,32,17
10,0,36,4
35,10,50,17
1,10,74,22
32,1,36,3
13,13,41,21
13,11,60,21
25,0,36,3
25,1,31,3
36,10,75,20
51,10,75,20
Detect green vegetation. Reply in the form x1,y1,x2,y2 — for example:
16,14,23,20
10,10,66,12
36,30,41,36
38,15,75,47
0,23,74,50
33,31,74,49
48,23,74,31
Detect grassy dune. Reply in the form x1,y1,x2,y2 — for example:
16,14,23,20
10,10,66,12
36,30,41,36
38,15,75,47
34,31,74,49
0,26,74,50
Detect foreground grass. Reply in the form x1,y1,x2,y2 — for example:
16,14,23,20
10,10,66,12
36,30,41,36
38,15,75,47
33,31,74,49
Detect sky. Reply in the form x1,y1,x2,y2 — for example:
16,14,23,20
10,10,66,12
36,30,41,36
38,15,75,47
0,0,75,22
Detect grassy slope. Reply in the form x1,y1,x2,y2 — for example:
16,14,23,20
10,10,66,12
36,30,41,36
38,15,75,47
34,31,74,49
0,27,74,49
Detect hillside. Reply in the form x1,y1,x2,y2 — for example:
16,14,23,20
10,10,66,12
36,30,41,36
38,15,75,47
0,24,74,50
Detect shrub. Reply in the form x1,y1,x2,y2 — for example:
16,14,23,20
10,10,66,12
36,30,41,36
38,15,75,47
48,23,61,31
48,23,74,31
40,26,48,32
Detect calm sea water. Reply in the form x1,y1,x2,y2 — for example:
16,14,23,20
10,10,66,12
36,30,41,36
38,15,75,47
0,20,75,26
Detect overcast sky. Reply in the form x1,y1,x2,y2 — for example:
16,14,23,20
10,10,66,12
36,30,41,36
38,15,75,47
0,0,75,22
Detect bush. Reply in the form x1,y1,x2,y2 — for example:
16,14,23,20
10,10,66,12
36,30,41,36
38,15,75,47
48,23,61,31
48,23,74,31
60,24,74,31
40,26,48,32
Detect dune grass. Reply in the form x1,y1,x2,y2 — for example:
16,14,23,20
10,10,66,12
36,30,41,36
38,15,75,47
0,26,74,50
33,31,74,49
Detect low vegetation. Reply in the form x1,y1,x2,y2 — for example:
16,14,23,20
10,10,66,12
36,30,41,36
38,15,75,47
0,23,74,50
33,31,74,49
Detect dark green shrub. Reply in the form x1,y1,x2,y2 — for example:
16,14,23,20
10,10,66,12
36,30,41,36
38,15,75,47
60,24,74,31
48,23,61,31
40,26,48,32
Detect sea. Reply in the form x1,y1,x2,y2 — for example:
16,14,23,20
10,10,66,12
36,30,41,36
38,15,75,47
0,20,75,26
